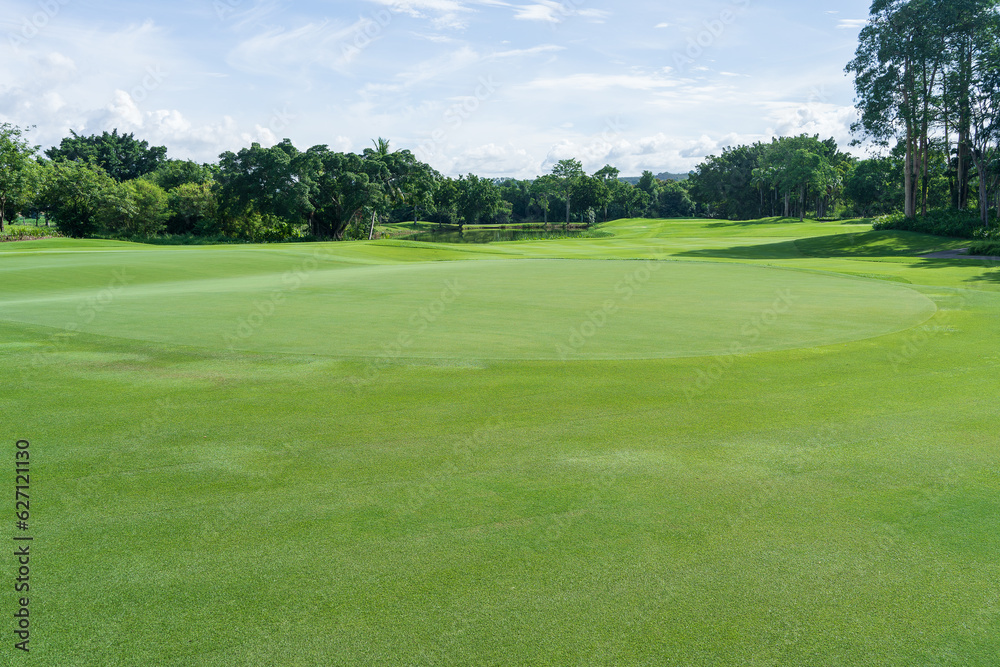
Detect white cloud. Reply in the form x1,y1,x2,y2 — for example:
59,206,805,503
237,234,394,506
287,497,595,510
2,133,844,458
765,103,859,144
491,44,564,59
512,1,608,23
523,73,679,92
837,19,867,29
366,0,474,29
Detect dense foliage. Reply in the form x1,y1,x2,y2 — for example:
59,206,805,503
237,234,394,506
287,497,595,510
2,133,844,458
872,209,994,238
847,0,1000,225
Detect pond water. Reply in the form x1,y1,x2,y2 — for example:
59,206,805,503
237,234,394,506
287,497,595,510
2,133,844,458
406,227,589,244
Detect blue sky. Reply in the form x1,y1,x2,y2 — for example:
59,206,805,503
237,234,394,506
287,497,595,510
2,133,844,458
0,0,872,177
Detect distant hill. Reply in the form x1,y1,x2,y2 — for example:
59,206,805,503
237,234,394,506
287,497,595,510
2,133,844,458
620,172,691,185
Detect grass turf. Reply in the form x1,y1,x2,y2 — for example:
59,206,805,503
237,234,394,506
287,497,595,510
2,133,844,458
3,218,999,665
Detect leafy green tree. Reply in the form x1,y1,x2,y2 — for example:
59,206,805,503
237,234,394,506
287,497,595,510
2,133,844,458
149,160,215,191
0,123,38,231
499,179,532,222
431,177,460,227
19,159,52,224
847,0,1000,218
45,129,167,182
964,12,1000,226
845,157,901,216
456,174,504,227
623,186,650,218
41,161,116,237
571,175,609,226
530,175,559,224
657,180,696,218
593,165,621,221
637,170,659,197
784,149,826,222
167,181,218,234
404,165,440,224
688,143,766,219
110,180,169,236
362,143,440,230
216,140,316,238
306,147,381,240
550,158,585,226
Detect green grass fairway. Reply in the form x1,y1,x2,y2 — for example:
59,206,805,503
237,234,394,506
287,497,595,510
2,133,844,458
3,219,999,665
0,256,936,360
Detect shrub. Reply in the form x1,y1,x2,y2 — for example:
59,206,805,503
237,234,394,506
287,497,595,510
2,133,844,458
967,241,1000,256
1,225,62,241
872,209,995,239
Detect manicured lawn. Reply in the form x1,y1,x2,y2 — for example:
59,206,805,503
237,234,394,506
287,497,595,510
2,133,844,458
3,218,999,665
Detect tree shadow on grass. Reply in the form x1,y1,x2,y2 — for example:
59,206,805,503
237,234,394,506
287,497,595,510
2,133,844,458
675,240,804,260
675,231,965,261
701,217,875,230
904,256,1000,284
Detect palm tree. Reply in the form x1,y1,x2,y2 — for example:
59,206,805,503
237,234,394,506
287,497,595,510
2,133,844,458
371,137,392,158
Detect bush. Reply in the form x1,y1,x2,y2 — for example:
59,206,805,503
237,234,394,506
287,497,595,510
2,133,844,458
872,209,995,239
967,241,1000,256
1,225,62,241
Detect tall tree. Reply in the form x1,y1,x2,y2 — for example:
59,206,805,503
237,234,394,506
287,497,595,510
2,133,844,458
593,165,620,221
848,0,934,217
0,124,38,231
550,158,585,226
530,175,559,224
965,10,1000,226
306,147,381,240
848,0,1000,218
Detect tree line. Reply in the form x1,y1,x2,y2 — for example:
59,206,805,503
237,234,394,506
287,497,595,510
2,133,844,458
0,122,993,241
0,126,704,241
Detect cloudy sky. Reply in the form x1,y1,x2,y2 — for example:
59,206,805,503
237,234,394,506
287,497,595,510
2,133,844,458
0,0,872,178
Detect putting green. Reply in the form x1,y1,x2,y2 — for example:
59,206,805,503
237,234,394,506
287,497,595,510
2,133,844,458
2,256,935,360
